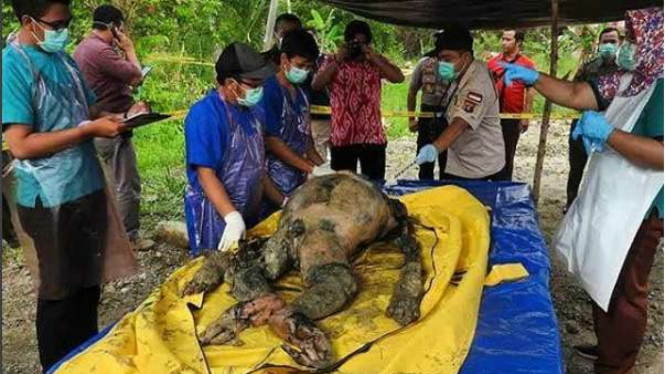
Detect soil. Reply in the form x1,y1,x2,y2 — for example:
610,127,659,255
2,120,663,373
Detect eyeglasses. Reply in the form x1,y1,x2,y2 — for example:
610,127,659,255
35,17,73,31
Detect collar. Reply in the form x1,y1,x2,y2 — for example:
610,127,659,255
90,31,113,45
501,52,521,63
456,58,476,84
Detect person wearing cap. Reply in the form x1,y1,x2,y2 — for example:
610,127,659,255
416,25,506,181
407,30,450,180
487,29,536,181
312,20,404,181
184,42,284,255
262,30,330,208
74,4,153,250
262,13,302,64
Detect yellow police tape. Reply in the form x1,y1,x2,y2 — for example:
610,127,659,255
310,105,580,120
0,105,577,153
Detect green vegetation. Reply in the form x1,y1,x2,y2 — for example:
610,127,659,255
1,1,609,223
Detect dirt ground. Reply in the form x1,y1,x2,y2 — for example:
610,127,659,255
2,120,663,373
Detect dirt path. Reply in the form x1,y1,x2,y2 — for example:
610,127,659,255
2,121,663,373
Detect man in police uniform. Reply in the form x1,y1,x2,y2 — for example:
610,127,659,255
416,25,506,180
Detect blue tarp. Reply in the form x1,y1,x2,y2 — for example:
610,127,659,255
385,180,563,374
50,180,563,374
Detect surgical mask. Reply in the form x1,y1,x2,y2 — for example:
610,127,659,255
598,43,618,60
237,85,264,107
438,61,458,81
285,64,310,84
31,18,70,53
617,42,638,71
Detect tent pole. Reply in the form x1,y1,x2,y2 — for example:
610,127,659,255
532,0,559,204
263,0,280,51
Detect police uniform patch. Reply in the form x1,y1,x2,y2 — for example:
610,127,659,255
463,99,477,113
467,91,483,104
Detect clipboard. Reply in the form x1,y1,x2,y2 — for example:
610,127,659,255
123,112,171,128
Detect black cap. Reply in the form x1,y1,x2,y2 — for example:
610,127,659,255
425,25,474,57
215,42,278,84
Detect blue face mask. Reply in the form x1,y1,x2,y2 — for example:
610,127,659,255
438,61,458,81
236,84,264,107
31,18,70,53
286,64,310,84
617,42,638,71
598,43,618,60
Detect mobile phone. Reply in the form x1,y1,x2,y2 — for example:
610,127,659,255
111,26,120,41
141,66,153,79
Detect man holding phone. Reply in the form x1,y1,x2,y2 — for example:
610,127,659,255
74,5,153,250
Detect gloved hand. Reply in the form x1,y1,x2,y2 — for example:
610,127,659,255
218,211,246,252
572,111,615,153
311,163,335,177
500,62,540,86
416,144,439,165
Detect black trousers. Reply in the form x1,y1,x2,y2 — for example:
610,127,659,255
500,118,521,181
2,150,19,247
37,286,100,372
2,192,19,247
330,143,387,181
416,104,448,180
566,119,588,207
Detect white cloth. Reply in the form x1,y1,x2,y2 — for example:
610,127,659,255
553,75,663,311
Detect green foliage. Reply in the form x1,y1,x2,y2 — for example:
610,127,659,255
306,9,343,53
1,1,613,221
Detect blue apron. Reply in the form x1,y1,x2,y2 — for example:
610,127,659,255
265,85,311,196
184,97,265,256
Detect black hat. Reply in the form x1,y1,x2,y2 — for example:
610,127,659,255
425,25,474,57
215,42,277,84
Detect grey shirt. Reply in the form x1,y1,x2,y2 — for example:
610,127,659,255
410,57,449,106
444,60,505,178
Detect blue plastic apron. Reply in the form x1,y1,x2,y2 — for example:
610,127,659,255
184,96,265,255
265,84,311,196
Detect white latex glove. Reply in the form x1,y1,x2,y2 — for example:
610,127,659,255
217,211,246,252
311,163,335,177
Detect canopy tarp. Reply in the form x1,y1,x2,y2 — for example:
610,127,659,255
317,0,661,29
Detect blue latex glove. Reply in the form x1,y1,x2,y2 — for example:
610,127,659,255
500,62,540,86
571,111,615,154
416,144,439,165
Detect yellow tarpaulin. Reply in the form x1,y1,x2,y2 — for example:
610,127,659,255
55,186,499,374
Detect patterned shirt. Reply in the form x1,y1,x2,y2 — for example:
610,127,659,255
320,57,387,147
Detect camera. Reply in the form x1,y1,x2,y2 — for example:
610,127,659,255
347,40,364,60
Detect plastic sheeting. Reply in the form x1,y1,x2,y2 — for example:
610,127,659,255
49,180,563,374
316,0,661,29
385,180,563,374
